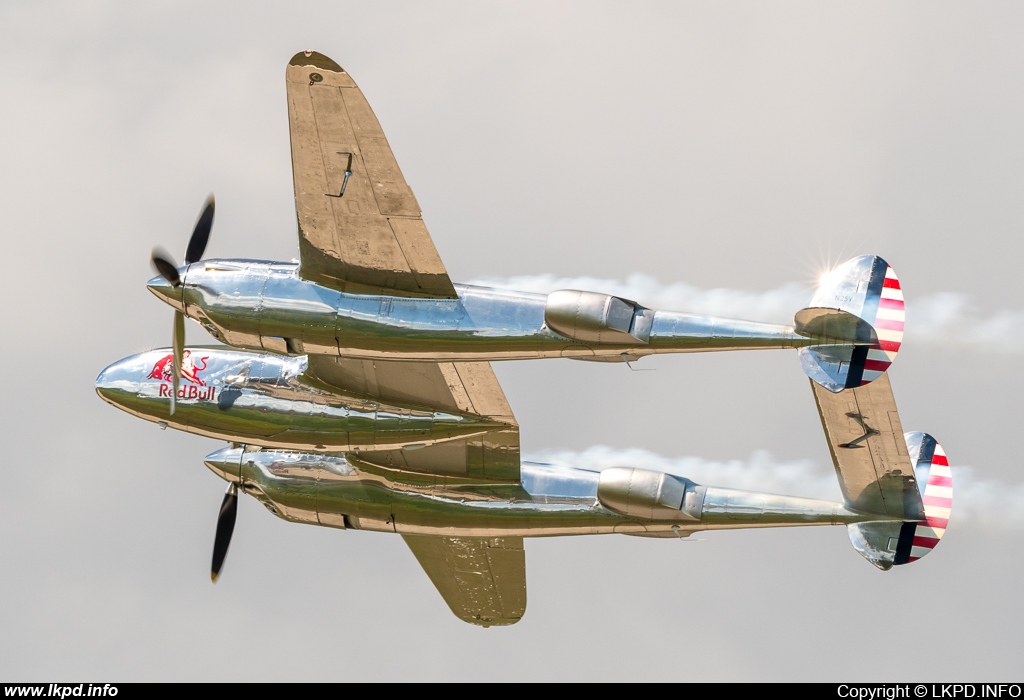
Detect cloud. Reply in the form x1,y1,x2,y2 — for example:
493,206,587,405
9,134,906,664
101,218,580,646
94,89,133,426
526,445,1024,529
470,274,1024,351
913,292,1024,351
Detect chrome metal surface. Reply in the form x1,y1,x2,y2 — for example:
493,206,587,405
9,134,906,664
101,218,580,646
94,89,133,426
98,50,941,628
96,348,502,452
848,431,952,570
848,521,905,571
158,260,814,363
596,467,704,521
147,273,185,313
544,290,648,345
200,448,883,540
797,255,904,391
700,487,866,527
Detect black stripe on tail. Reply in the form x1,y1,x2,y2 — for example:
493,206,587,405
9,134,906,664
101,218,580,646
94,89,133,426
893,521,917,565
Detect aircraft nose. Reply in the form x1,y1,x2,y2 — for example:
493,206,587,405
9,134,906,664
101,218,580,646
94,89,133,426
95,359,136,405
95,366,114,402
147,274,185,312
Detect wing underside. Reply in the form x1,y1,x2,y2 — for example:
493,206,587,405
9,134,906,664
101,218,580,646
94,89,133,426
305,355,520,482
811,372,924,519
286,51,457,298
403,534,527,627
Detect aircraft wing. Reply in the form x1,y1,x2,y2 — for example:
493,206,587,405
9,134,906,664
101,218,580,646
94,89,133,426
811,372,925,520
402,535,527,627
305,355,520,482
286,51,458,299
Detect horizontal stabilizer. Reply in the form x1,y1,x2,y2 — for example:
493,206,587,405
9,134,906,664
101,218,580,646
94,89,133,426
848,432,952,570
811,372,921,519
797,255,904,392
794,307,877,344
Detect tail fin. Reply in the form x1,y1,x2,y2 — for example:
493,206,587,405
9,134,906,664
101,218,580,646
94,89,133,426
848,432,952,570
796,255,904,393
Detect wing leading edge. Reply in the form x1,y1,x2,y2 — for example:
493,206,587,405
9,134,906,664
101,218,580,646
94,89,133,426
286,51,457,299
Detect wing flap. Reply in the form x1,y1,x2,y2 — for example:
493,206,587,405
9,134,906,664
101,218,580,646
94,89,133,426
306,356,520,482
349,429,520,482
403,535,527,627
811,372,924,519
388,218,453,293
286,52,457,298
304,356,516,421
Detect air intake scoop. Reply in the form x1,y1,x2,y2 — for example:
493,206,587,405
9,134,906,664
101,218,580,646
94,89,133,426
544,290,653,345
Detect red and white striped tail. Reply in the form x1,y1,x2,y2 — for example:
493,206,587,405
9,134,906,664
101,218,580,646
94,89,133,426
796,255,905,393
901,432,951,564
862,263,905,385
847,432,951,570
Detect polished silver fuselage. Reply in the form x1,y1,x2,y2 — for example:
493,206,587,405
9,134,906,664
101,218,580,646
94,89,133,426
148,259,814,362
95,349,501,452
102,261,878,541
97,346,877,540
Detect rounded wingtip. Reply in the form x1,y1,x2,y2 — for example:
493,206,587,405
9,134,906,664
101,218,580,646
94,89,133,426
289,50,344,73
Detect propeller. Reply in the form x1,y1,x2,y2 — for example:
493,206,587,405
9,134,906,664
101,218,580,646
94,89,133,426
211,482,238,582
185,196,215,265
149,195,215,415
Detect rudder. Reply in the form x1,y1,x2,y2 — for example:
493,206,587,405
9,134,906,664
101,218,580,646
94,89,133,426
848,432,952,570
796,255,905,393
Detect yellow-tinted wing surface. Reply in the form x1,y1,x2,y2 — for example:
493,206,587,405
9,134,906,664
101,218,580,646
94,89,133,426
402,535,527,627
305,355,520,482
811,373,924,519
286,51,457,299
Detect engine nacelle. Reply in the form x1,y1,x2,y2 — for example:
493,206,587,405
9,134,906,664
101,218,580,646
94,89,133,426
544,290,652,344
597,467,705,521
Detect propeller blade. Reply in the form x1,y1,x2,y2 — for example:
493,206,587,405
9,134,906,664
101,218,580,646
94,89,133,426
171,310,184,415
211,483,238,582
184,195,215,264
151,248,182,287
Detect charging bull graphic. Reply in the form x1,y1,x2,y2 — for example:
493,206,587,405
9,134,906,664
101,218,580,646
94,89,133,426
148,351,216,402
148,350,210,386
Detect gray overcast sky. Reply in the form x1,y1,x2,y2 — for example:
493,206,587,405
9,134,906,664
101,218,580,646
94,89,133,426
1,1,1022,681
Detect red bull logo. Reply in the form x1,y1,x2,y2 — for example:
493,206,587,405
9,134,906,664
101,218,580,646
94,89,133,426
148,351,217,401
158,383,216,400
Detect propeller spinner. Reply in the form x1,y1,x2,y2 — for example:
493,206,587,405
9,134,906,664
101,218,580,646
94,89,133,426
148,196,215,414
